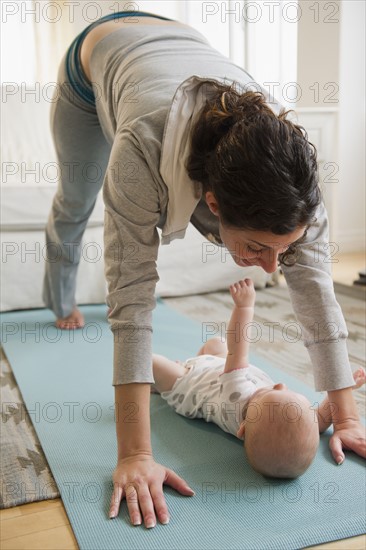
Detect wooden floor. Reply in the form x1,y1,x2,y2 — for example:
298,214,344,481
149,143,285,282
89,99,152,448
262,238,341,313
330,251,365,287
1,252,365,550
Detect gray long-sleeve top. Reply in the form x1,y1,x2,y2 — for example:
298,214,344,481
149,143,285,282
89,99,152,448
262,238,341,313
89,23,355,392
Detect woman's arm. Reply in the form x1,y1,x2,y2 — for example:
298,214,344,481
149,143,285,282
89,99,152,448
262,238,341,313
316,368,366,436
314,394,335,434
103,131,161,387
280,201,355,391
281,203,365,462
110,384,194,525
104,132,195,526
327,387,366,464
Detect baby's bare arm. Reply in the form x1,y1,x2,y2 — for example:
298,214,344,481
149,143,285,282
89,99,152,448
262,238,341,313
224,279,255,373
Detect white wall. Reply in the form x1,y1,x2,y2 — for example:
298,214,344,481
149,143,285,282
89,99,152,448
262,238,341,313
296,0,365,253
337,0,366,252
297,0,340,109
294,1,340,242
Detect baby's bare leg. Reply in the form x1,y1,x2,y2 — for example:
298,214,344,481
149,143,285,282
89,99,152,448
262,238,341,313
152,354,188,394
353,367,366,389
197,336,228,358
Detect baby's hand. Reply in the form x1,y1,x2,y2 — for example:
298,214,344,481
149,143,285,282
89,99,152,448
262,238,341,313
229,279,256,308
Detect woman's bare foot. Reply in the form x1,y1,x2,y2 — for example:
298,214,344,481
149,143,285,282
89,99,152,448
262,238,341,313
56,308,85,330
353,367,366,389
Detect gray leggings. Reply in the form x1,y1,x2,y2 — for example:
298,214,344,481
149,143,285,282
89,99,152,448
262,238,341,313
42,50,111,318
42,10,174,319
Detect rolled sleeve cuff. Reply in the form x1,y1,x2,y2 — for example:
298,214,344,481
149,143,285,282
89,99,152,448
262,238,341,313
306,338,355,391
112,327,155,386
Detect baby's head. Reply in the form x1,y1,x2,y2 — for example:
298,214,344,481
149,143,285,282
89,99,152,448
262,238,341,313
237,383,319,478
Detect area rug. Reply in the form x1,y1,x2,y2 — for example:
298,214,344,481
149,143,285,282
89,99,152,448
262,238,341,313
0,346,59,508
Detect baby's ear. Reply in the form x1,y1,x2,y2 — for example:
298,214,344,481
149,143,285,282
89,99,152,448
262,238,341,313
237,421,246,439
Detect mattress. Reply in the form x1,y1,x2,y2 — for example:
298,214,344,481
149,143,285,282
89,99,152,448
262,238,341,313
0,225,274,311
1,85,104,230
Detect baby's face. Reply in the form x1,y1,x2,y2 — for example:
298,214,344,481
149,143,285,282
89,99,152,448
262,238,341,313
236,383,313,438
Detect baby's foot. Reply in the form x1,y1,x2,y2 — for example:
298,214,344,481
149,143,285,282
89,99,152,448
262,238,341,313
56,308,84,330
353,367,366,389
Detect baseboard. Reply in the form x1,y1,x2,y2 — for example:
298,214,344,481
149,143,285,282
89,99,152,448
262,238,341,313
333,281,366,300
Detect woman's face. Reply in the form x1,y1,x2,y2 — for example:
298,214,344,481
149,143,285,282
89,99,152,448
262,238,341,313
205,192,306,273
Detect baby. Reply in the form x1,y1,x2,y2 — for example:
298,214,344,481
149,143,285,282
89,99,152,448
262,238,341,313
152,278,366,479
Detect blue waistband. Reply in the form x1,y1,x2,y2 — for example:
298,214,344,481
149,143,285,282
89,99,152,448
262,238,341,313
65,11,174,107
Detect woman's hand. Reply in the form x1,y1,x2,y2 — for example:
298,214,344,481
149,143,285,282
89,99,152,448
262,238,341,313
109,454,195,526
329,420,366,465
327,386,366,464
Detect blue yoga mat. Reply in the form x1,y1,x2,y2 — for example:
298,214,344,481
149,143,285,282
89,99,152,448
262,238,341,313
1,302,365,550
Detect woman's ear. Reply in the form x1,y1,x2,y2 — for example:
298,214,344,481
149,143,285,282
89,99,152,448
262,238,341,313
205,191,220,217
237,420,246,440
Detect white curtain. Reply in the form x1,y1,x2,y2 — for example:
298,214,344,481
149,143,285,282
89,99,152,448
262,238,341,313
1,0,37,83
32,0,78,83
2,0,297,104
1,1,71,84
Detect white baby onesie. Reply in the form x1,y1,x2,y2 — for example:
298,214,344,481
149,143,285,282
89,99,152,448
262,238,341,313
160,354,275,437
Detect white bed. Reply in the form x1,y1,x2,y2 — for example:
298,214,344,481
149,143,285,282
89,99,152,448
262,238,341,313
0,84,277,313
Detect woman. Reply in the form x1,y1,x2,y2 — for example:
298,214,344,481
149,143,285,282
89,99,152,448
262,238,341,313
42,10,365,528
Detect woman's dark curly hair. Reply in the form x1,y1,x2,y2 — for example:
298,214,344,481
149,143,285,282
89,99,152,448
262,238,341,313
185,81,322,265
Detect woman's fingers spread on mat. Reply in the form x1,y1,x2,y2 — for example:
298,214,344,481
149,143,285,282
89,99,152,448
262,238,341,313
132,485,156,529
149,483,170,524
109,483,123,519
164,468,195,496
328,433,345,465
125,483,144,526
110,458,194,527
